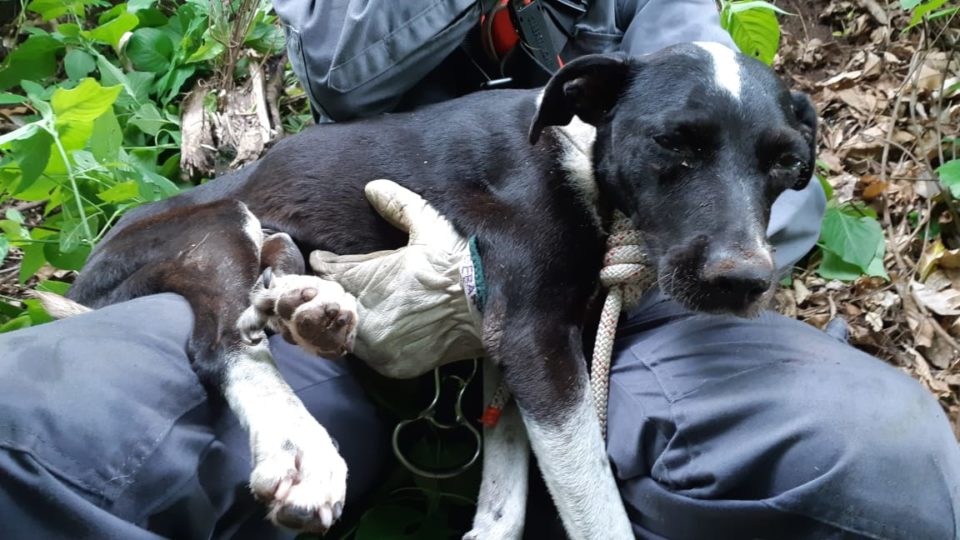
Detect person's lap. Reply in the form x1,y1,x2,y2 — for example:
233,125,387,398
609,291,960,539
1,292,957,539
0,294,389,539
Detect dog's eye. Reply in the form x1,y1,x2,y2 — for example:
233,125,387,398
654,133,702,155
774,154,804,170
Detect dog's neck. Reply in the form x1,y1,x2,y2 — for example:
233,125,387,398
549,118,601,227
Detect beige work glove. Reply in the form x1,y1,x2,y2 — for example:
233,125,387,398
309,180,484,378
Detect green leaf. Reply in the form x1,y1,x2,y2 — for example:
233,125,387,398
5,209,25,224
128,0,156,12
157,65,196,103
0,92,27,104
97,181,141,203
0,34,64,91
185,39,225,64
51,78,123,151
64,49,97,80
90,109,123,162
0,315,32,333
37,279,71,295
819,207,885,270
906,0,950,27
0,235,8,265
125,27,174,73
26,0,86,21
129,103,167,135
10,129,53,193
20,230,53,283
0,122,42,147
901,0,923,9
721,3,781,65
937,159,960,198
84,12,140,49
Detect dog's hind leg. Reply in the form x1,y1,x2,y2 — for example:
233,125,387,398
464,358,530,540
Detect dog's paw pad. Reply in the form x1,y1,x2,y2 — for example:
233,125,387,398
252,274,358,357
250,429,347,533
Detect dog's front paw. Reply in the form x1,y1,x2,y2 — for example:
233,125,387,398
249,421,348,533
251,274,358,357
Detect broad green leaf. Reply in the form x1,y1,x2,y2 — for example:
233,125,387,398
71,150,99,171
45,241,92,271
0,315,32,333
36,279,71,295
125,27,174,73
158,65,196,103
84,12,139,49
64,49,97,80
722,4,781,65
0,92,27,104
51,78,123,151
185,39,225,64
96,2,128,24
0,219,29,241
128,0,156,12
97,181,140,202
95,53,141,105
0,122,42,147
19,229,54,283
819,207,885,270
129,103,167,135
0,34,63,91
90,109,123,162
901,0,923,8
5,209,24,224
937,159,960,198
0,235,8,265
907,0,950,27
26,0,86,21
10,129,53,193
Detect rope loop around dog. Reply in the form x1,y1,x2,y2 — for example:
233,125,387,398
591,211,656,437
483,211,655,440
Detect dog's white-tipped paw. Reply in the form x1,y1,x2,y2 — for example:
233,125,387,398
250,422,348,533
249,274,358,357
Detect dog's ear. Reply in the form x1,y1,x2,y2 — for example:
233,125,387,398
528,54,631,144
790,91,817,148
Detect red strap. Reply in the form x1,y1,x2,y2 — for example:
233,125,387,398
481,406,502,428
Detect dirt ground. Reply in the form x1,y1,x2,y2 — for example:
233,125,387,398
774,0,960,435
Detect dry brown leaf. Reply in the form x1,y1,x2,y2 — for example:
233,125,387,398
906,347,952,398
912,279,960,316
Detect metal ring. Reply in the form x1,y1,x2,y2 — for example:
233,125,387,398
391,361,482,479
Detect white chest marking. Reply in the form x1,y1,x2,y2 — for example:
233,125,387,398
694,41,742,101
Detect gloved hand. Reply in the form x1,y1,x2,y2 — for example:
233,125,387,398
309,180,484,378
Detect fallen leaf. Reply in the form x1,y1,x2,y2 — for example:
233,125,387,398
913,279,960,316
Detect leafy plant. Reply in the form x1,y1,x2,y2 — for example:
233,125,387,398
0,0,284,327
900,0,959,28
719,0,791,65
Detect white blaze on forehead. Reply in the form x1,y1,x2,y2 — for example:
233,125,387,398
693,41,741,100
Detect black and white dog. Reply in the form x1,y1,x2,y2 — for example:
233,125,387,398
46,42,816,538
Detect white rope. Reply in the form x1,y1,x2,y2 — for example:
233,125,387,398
483,211,655,439
590,211,655,437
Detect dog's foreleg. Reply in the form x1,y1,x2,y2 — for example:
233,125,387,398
464,359,529,540
520,383,632,540
222,341,348,533
489,313,632,540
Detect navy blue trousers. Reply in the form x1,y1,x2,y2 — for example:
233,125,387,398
0,292,957,539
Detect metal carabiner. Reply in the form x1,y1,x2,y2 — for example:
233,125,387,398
391,360,482,479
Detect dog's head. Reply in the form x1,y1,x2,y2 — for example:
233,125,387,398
530,42,817,316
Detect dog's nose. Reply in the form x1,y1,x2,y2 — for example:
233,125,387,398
702,251,774,302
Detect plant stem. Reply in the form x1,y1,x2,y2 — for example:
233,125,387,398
47,127,94,243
